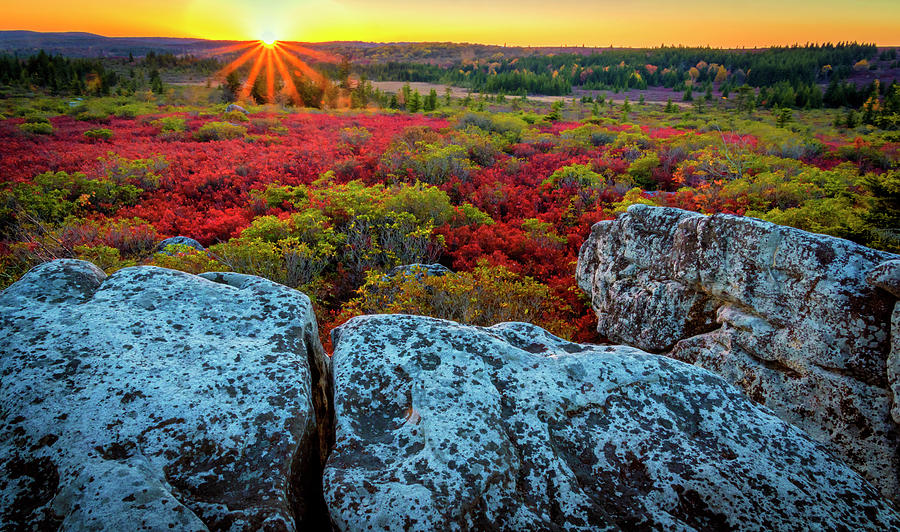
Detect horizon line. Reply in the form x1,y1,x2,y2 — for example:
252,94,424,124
1,29,898,49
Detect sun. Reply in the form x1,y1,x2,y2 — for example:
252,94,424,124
261,31,277,46
209,36,340,107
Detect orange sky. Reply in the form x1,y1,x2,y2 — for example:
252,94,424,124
3,0,899,47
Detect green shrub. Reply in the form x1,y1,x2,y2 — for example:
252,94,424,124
23,112,50,124
193,121,247,141
560,124,616,147
2,171,143,223
383,182,455,226
19,122,54,135
151,244,226,275
339,126,372,147
84,128,113,141
73,245,135,273
98,153,167,191
209,236,336,289
456,203,495,226
73,108,112,122
627,153,661,189
344,260,570,338
100,218,158,255
611,188,658,214
152,116,187,132
542,163,603,188
380,142,474,184
113,104,145,119
222,110,249,122
456,112,527,142
249,183,308,213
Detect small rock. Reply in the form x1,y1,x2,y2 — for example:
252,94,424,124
155,236,205,254
385,263,452,280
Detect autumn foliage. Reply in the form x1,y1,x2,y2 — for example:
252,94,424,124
1,101,898,350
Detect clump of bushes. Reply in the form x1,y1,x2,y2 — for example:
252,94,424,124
84,128,113,141
542,163,603,189
344,260,570,338
19,114,54,135
98,153,167,191
456,111,527,143
113,104,146,119
222,110,249,122
193,121,247,141
19,122,54,135
339,126,372,148
153,116,187,132
151,244,226,275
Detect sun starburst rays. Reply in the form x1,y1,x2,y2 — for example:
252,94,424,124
215,39,336,106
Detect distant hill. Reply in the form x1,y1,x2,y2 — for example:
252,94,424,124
0,30,240,57
0,30,617,63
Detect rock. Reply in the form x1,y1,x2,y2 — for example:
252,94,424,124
225,103,249,114
384,263,452,280
868,259,900,298
155,236,205,254
0,259,332,530
890,302,900,424
324,314,900,530
576,204,900,501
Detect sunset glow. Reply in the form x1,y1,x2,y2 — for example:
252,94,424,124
219,40,336,106
2,0,899,46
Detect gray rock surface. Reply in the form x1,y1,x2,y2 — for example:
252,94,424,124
385,263,452,280
225,103,249,114
576,204,900,501
0,260,332,530
155,236,205,254
324,314,900,531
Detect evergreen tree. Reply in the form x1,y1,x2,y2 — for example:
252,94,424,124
406,89,421,112
149,69,164,94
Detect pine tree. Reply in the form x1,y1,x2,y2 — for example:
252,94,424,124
407,90,421,113
149,69,164,95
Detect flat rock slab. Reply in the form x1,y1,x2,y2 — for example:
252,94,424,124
325,314,899,531
0,260,331,530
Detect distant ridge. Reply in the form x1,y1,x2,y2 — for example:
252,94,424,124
0,30,242,57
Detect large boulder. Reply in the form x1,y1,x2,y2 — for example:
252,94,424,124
324,314,899,530
0,260,332,530
576,204,900,501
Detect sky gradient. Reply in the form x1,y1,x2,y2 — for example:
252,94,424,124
3,0,899,47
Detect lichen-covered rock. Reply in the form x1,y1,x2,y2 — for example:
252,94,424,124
385,263,452,280
0,260,332,530
576,204,900,501
324,314,900,531
155,236,205,254
225,103,249,114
